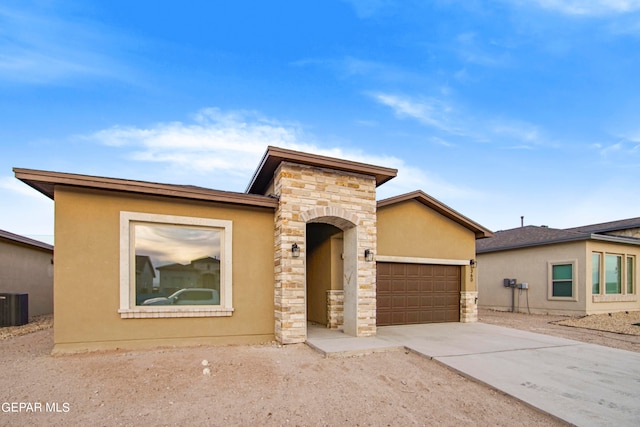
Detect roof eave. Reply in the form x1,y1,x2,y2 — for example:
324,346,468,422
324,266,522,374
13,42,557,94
13,168,279,209
477,232,640,254
246,146,398,194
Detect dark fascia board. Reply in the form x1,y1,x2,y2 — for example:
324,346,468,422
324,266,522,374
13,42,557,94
377,190,493,239
246,146,398,194
0,229,53,252
476,233,640,254
13,168,279,209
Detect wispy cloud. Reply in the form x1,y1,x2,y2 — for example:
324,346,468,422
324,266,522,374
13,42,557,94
506,0,640,16
0,176,44,197
370,92,546,149
0,4,134,84
370,93,463,134
86,107,475,199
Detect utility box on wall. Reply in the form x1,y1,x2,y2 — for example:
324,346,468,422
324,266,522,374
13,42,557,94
0,293,29,327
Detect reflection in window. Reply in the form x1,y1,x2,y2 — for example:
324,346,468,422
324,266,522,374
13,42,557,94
134,224,221,306
628,257,635,294
552,264,573,297
592,253,600,295
605,254,622,294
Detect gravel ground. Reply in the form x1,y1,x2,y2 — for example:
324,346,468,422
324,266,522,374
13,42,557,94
3,310,639,426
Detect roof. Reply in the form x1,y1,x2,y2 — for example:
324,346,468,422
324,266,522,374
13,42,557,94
246,146,398,194
476,225,640,254
566,217,640,234
0,229,53,252
13,168,279,209
377,190,493,239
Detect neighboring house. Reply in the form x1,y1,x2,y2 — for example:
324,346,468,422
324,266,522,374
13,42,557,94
135,255,156,292
14,146,491,353
477,219,640,316
156,257,220,295
0,229,53,317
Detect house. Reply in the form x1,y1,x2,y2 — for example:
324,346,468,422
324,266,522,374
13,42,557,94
14,146,491,353
476,219,640,316
0,229,54,317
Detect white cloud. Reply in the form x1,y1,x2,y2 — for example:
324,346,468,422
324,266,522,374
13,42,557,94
508,0,640,15
370,93,463,134
0,176,43,198
370,92,547,149
86,107,476,200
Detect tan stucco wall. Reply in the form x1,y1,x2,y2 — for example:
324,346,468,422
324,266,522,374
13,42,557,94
53,186,275,353
478,240,640,315
585,240,640,314
377,199,476,292
477,242,587,315
0,240,53,317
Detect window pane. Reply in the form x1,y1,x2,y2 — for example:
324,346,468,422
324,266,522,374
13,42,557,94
628,257,635,294
134,224,221,305
592,253,600,295
605,255,622,294
553,264,572,280
553,281,573,297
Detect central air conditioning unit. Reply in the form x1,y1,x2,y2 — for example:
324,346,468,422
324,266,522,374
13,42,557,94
0,293,29,327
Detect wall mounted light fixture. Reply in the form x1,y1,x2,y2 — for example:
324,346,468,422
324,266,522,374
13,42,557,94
292,243,300,258
364,249,374,262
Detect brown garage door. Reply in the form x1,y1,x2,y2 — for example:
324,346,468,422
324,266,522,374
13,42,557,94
377,263,460,326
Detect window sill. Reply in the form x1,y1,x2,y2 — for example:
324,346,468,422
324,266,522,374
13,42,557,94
592,294,637,303
118,307,234,319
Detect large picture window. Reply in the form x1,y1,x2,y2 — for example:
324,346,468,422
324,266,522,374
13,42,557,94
119,212,233,318
591,252,636,302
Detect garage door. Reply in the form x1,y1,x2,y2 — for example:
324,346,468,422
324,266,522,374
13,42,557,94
376,263,460,326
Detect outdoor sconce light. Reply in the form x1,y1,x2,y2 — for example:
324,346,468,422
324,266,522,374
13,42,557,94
364,249,374,262
470,259,476,267
292,243,300,258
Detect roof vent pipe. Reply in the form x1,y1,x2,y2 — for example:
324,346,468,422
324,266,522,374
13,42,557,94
521,216,524,227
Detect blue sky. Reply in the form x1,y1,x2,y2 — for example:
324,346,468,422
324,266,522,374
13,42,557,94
2,0,640,244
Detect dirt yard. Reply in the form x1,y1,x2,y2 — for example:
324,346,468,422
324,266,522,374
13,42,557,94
2,310,638,426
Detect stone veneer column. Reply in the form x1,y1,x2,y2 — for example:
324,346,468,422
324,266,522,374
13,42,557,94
460,291,478,322
460,264,478,322
326,290,344,329
273,161,377,344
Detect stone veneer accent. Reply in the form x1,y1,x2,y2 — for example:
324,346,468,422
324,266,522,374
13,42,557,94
273,161,377,344
326,290,344,329
460,291,478,323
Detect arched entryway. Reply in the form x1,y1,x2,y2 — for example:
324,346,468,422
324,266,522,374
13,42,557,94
306,223,344,329
303,210,359,337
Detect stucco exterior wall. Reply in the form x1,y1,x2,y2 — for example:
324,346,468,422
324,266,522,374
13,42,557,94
585,240,640,314
0,240,53,317
377,199,478,321
377,200,477,264
478,240,640,315
477,242,588,315
53,186,275,353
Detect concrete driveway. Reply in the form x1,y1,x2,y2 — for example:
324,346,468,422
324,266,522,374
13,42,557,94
307,322,640,426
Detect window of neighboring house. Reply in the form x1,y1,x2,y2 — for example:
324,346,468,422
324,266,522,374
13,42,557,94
605,254,622,294
627,256,635,294
119,212,233,319
549,262,575,299
592,253,601,295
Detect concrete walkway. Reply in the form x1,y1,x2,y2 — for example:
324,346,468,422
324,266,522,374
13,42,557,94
307,322,640,426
